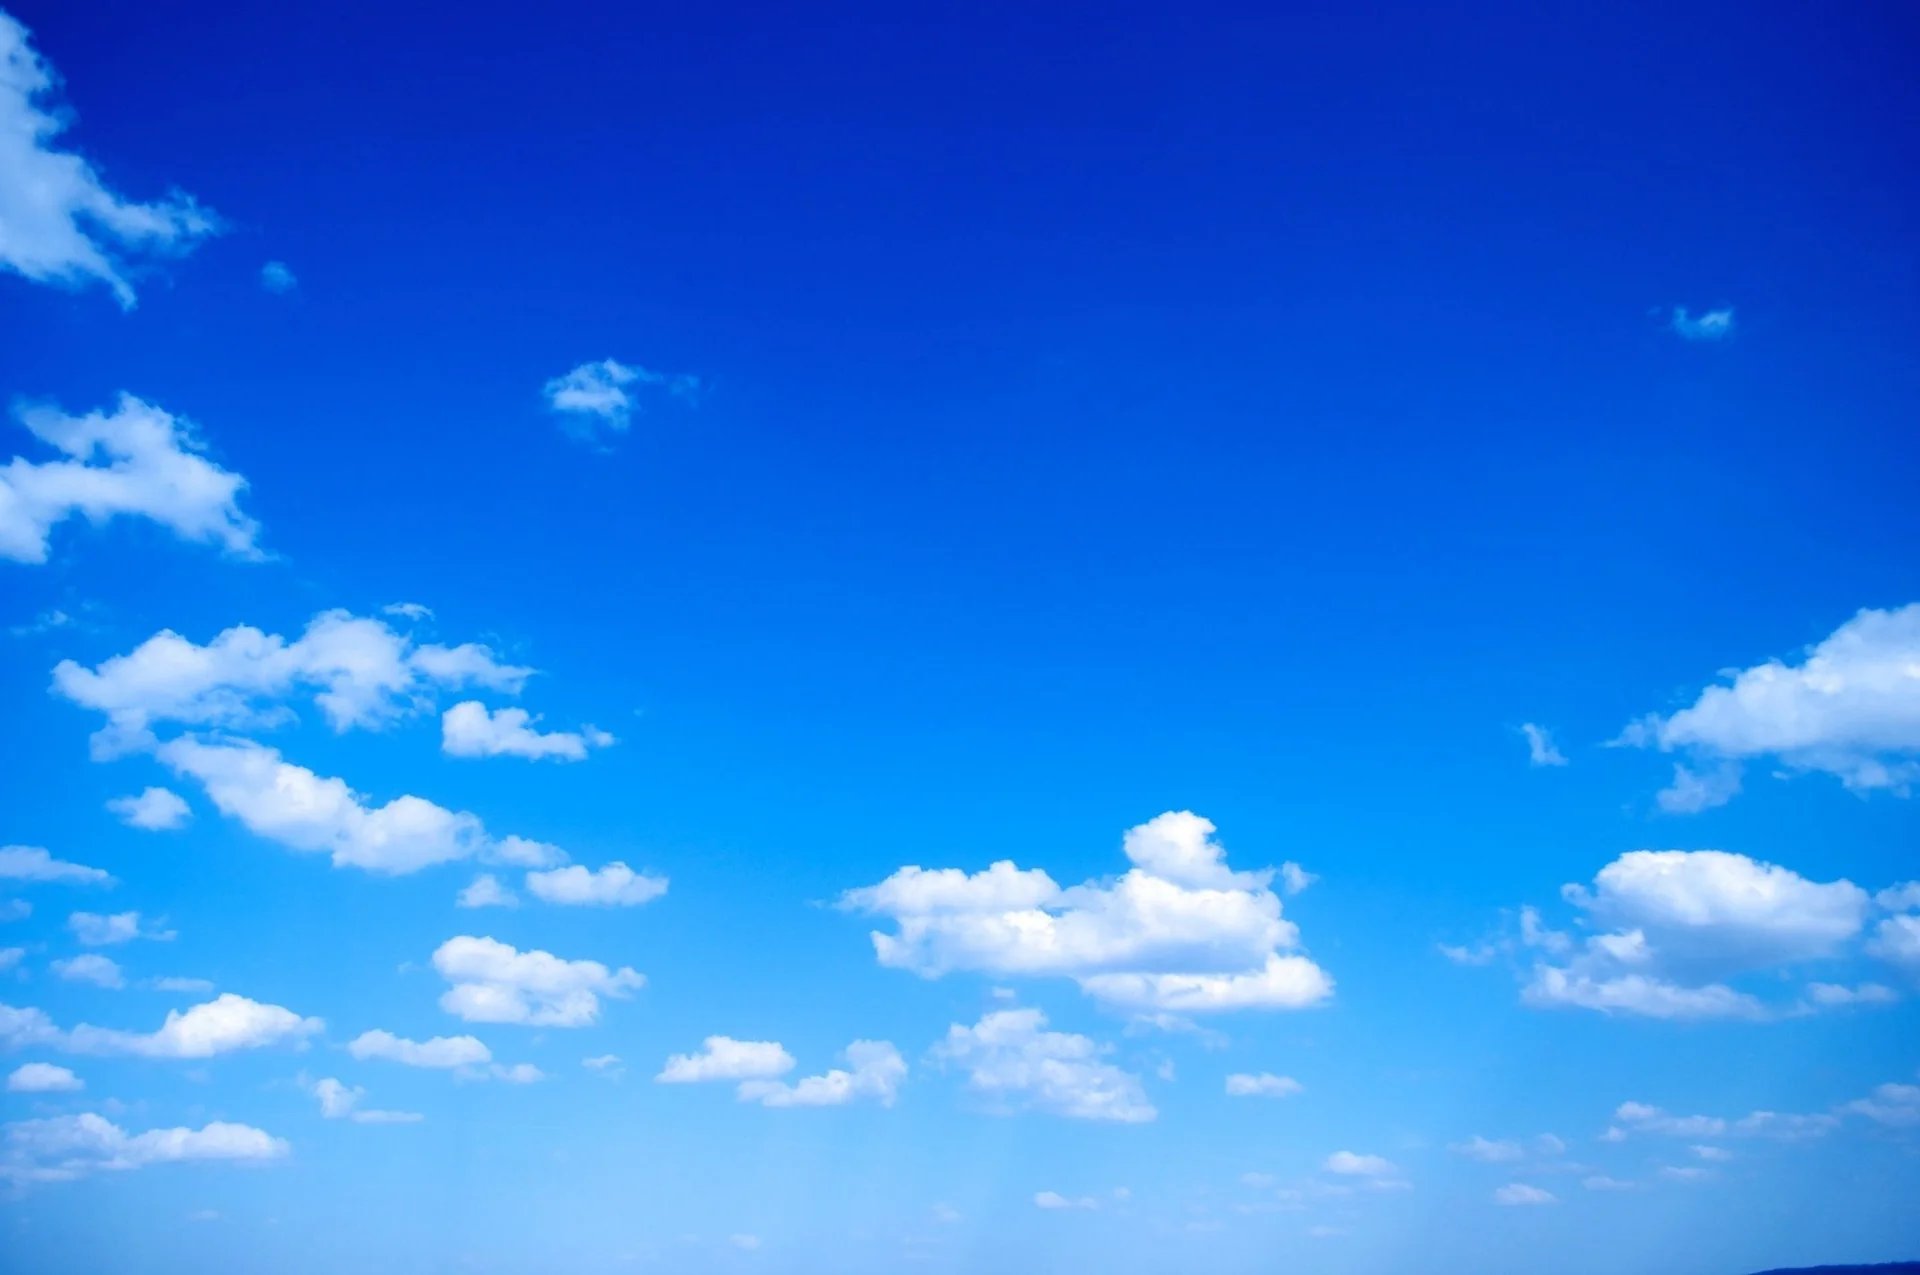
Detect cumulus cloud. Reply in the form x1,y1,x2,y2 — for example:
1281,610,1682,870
106,786,190,831
431,936,643,1027
1224,1073,1301,1098
1,396,256,567
1,993,321,1058
930,1008,1154,1123
156,738,564,875
456,874,518,909
524,863,668,907
55,608,532,754
346,1030,491,1070
310,1077,422,1125
69,910,173,946
658,1037,795,1084
52,954,123,988
7,1063,81,1092
543,358,699,441
1520,723,1568,767
0,14,218,307
1513,850,1875,1020
1,1113,285,1184
0,845,112,886
441,701,612,761
1493,1183,1556,1206
737,1041,907,1109
1669,306,1735,341
1622,605,1920,803
843,812,1333,1016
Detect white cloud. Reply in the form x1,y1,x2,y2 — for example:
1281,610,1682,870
1877,882,1920,912
259,261,296,293
432,936,643,1027
1804,981,1898,1008
1033,1191,1098,1210
148,976,214,995
456,874,518,909
1450,1136,1526,1163
69,910,172,946
1224,1072,1301,1099
52,954,123,988
1691,1144,1734,1162
1,1113,285,1184
2,396,256,566
524,863,668,908
1612,1102,1726,1138
56,608,531,754
0,845,113,886
737,1041,906,1109
843,812,1333,1015
0,14,218,307
1516,850,1875,1020
1,993,321,1058
1277,862,1316,895
1669,306,1735,341
1653,763,1743,814
542,359,699,441
1493,1183,1556,1206
347,1029,490,1070
930,1008,1154,1123
1520,723,1567,767
106,786,190,831
6,1063,81,1093
1623,604,1920,801
1324,1151,1398,1178
657,1037,795,1084
157,738,563,875
1868,915,1920,979
582,1054,622,1077
310,1077,422,1125
490,1062,543,1084
1842,1082,1920,1127
441,701,612,762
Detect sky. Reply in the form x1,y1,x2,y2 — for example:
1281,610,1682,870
1,2,1918,1272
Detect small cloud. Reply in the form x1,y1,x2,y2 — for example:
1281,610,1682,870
260,261,297,294
728,1234,761,1251
1519,723,1568,767
456,874,519,909
543,358,700,444
1669,306,1735,341
1493,1183,1556,1206
106,787,191,831
1278,861,1317,895
1033,1191,1099,1211
1225,1072,1302,1099
383,602,433,621
1655,762,1742,814
53,953,126,988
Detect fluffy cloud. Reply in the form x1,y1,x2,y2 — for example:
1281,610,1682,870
6,1063,81,1093
1,1113,285,1184
0,845,113,886
543,358,699,441
70,910,172,946
1493,1183,1556,1206
1868,915,1920,979
737,1041,907,1109
441,702,612,761
432,936,643,1027
1516,850,1878,1020
456,874,518,909
55,609,532,754
1623,605,1920,802
930,1008,1154,1123
106,787,190,831
310,1077,422,1125
1224,1072,1301,1098
843,812,1333,1015
1,993,322,1058
1324,1151,1398,1178
524,863,668,908
157,738,564,875
1520,723,1567,767
52,955,123,988
1670,306,1735,341
2,397,256,567
0,14,218,308
657,1037,795,1084
347,1030,491,1070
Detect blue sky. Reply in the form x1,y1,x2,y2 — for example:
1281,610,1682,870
2,3,1918,1272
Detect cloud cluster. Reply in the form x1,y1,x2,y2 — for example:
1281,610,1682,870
55,608,532,755
0,15,218,308
442,701,612,761
658,1035,906,1108
843,812,1333,1016
2,397,256,567
346,1030,491,1070
930,1008,1154,1123
431,936,643,1027
1623,604,1920,807
1,1113,285,1184
70,910,172,945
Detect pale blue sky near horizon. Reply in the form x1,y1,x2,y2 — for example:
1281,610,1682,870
1,3,1917,1273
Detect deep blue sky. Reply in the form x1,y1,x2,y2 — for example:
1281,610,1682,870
2,3,1917,1273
